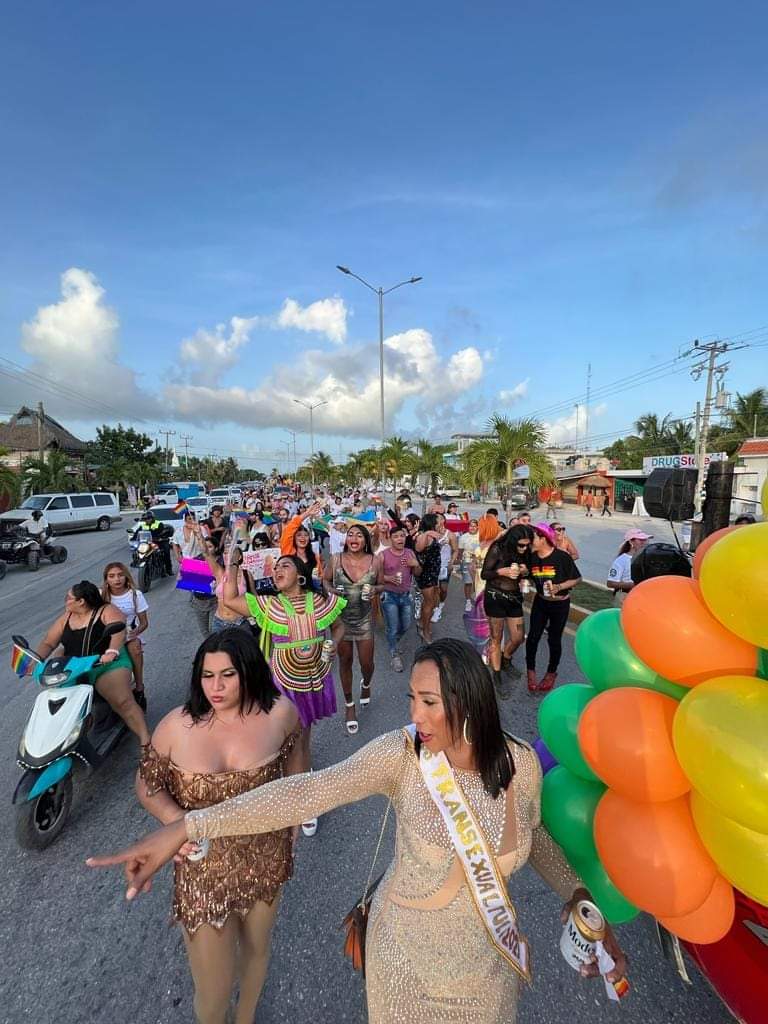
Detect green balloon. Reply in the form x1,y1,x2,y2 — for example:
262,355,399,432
538,684,601,781
574,608,688,701
541,765,605,864
573,854,640,925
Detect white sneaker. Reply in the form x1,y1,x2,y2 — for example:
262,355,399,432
431,607,441,623
464,598,473,612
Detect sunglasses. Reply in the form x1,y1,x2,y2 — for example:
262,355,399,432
516,542,531,549
553,527,565,532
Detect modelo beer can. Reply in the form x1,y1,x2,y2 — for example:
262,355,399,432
320,639,335,664
543,580,553,597
361,582,373,602
560,899,605,970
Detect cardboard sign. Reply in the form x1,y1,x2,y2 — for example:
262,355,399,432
242,547,281,579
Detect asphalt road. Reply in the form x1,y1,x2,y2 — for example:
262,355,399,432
0,519,731,1024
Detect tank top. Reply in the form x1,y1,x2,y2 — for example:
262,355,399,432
61,609,107,657
381,548,412,594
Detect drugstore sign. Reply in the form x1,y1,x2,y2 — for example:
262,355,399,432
642,452,727,473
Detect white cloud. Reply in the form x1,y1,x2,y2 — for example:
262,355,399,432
164,329,487,438
498,378,530,404
543,403,607,446
277,296,348,344
13,268,162,421
180,316,258,385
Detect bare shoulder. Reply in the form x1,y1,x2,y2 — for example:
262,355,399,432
272,692,300,735
151,706,190,754
101,603,127,624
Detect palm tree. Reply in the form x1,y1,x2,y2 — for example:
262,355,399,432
22,449,74,493
726,388,768,440
666,420,695,452
413,439,457,494
462,415,554,497
634,412,673,454
382,436,416,491
298,450,337,487
0,447,21,508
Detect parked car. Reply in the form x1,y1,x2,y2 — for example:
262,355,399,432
0,493,121,534
184,496,212,519
208,488,231,505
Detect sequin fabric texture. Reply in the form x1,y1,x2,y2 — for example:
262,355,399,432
140,733,298,934
332,555,378,641
186,729,581,1023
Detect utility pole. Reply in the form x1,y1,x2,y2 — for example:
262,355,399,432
284,429,297,476
293,399,327,489
683,341,732,516
584,363,592,462
573,404,580,458
37,401,45,462
158,428,176,473
180,433,193,469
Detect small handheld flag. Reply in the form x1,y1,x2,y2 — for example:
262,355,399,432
173,500,189,514
12,642,41,679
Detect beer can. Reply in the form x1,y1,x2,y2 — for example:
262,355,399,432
543,580,553,598
395,571,403,586
560,899,605,970
320,639,335,663
361,582,373,602
520,578,531,596
186,838,210,862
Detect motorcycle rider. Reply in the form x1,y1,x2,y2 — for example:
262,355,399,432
132,511,174,576
21,509,53,555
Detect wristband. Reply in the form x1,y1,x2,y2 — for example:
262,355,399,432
105,648,120,657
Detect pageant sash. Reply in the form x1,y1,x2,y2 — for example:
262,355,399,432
407,725,532,982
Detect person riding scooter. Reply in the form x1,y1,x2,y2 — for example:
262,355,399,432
131,512,174,576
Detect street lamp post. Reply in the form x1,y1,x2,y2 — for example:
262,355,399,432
336,265,422,486
293,398,328,489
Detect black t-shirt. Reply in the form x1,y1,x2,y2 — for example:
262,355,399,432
529,547,581,598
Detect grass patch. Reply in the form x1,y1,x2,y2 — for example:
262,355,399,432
572,581,615,612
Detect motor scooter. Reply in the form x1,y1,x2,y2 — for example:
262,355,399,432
12,623,128,850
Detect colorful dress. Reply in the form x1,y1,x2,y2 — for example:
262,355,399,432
245,591,346,728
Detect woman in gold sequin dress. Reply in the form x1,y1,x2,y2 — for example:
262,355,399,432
91,639,627,1024
135,628,302,1024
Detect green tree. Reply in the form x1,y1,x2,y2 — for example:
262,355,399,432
382,436,416,490
22,449,74,493
462,416,553,496
634,412,674,454
0,448,21,508
413,438,458,494
726,387,768,439
86,424,164,497
298,450,337,487
603,436,644,470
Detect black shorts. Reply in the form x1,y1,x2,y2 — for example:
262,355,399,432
484,588,523,620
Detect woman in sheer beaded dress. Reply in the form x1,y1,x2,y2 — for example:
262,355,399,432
135,628,303,1024
89,639,627,1024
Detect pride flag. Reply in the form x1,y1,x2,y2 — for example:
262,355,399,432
11,642,41,679
176,557,216,595
173,500,189,514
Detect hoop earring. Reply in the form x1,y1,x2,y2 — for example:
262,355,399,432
297,575,307,586
463,719,472,745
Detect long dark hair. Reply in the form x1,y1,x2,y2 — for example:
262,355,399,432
343,523,373,555
71,580,104,610
413,639,516,798
420,513,438,533
294,526,318,573
184,628,279,721
493,524,534,564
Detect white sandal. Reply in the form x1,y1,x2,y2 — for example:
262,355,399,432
360,679,371,709
344,699,359,735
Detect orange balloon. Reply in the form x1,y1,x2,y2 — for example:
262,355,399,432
594,790,718,917
578,688,690,802
692,526,738,579
659,875,735,944
621,577,756,686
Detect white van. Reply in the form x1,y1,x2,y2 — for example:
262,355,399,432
0,492,122,534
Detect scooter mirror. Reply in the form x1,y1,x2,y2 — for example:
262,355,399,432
12,634,32,650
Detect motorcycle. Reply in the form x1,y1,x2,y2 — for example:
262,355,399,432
0,523,67,572
128,527,167,592
12,624,128,849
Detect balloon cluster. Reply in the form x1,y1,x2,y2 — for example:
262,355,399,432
538,522,768,942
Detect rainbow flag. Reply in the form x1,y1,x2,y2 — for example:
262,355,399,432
173,499,189,514
11,642,41,679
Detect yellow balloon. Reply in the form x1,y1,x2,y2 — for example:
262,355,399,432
691,791,768,907
699,522,768,649
675,676,768,833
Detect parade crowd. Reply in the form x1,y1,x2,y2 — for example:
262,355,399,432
31,482,630,1024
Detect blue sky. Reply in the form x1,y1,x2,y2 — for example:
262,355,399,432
1,1,766,470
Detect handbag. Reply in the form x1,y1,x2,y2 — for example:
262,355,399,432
341,746,408,976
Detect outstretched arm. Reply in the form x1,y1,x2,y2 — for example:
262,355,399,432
88,730,408,899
